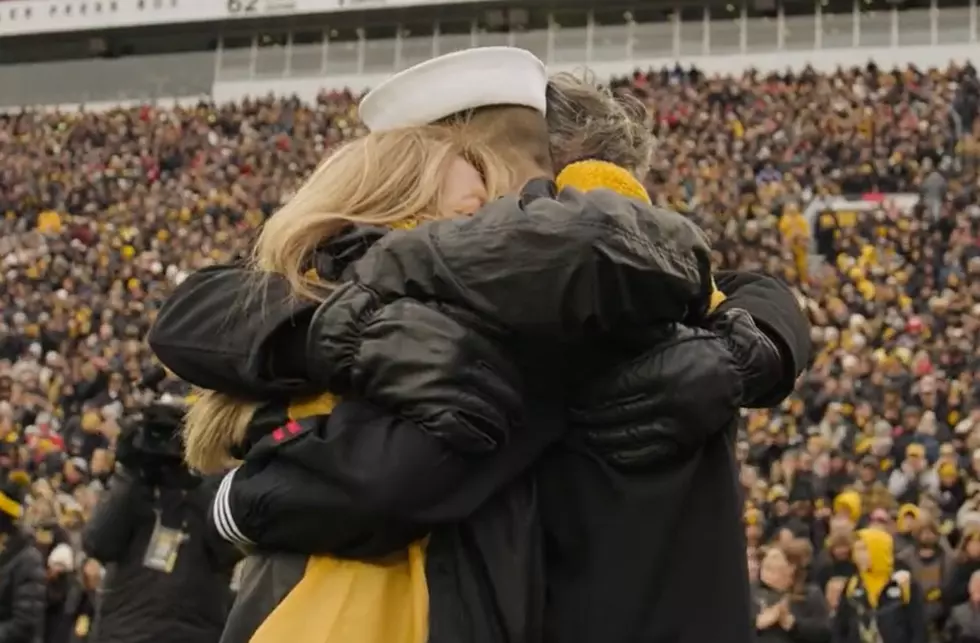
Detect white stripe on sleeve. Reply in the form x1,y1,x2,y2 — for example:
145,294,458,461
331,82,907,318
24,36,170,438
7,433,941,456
212,467,254,546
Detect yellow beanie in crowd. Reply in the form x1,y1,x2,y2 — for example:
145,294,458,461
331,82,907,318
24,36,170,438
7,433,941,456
767,485,789,503
555,160,726,313
833,490,862,524
938,461,958,478
7,471,29,488
897,504,921,533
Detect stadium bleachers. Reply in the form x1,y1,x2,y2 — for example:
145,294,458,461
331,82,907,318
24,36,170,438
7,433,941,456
1,0,980,635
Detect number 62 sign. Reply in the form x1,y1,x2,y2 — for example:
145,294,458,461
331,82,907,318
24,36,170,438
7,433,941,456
226,0,259,13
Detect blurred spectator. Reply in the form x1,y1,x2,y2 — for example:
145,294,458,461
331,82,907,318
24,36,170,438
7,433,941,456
0,477,46,643
812,531,857,604
752,538,831,642
944,569,980,643
833,528,927,643
856,455,898,514
80,402,238,643
898,516,954,633
945,528,980,613
45,543,75,642
890,444,941,505
896,504,923,553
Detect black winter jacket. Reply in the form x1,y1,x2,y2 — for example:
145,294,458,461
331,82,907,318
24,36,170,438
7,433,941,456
45,575,97,643
150,181,810,643
212,296,804,643
152,181,718,643
537,270,808,643
946,560,980,611
832,576,928,643
82,469,239,643
215,381,564,643
752,582,832,643
149,180,715,400
0,532,45,643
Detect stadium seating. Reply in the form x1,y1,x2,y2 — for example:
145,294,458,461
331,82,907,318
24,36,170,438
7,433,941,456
2,65,980,625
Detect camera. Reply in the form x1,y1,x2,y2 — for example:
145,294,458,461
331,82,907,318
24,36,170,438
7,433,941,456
116,401,186,483
130,402,185,462
116,367,192,486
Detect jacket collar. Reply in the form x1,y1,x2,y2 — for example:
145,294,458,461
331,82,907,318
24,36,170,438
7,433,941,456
310,225,388,282
519,178,558,208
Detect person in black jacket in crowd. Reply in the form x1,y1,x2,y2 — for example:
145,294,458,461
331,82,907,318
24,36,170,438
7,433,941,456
946,528,980,614
44,546,101,643
0,477,46,643
833,528,927,643
44,544,75,643
813,532,859,603
753,539,832,643
150,51,810,643
944,568,980,643
81,403,239,643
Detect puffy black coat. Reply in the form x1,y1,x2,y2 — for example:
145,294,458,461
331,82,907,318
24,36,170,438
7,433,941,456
149,180,715,399
152,180,718,643
214,381,564,643
0,531,46,643
211,299,805,643
82,470,239,643
151,181,809,643
537,271,809,643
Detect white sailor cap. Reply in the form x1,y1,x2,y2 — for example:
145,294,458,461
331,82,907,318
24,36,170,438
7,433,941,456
359,47,548,132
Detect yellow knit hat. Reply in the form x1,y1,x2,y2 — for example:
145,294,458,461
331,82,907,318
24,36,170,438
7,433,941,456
555,160,651,204
555,160,725,313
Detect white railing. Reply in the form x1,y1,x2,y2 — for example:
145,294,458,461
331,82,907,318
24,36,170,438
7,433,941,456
214,0,978,82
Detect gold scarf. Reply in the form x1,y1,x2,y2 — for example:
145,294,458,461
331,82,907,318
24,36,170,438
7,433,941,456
250,394,428,643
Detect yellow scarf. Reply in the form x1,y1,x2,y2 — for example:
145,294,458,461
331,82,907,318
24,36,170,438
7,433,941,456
250,394,428,643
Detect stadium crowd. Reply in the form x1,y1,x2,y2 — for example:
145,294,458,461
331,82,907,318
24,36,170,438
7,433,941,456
1,59,980,642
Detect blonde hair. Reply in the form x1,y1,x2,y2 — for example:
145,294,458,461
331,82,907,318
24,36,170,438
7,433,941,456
545,72,654,180
255,125,514,301
184,125,513,474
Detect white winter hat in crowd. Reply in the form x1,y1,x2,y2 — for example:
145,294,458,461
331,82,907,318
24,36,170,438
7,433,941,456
359,47,548,132
48,543,75,572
